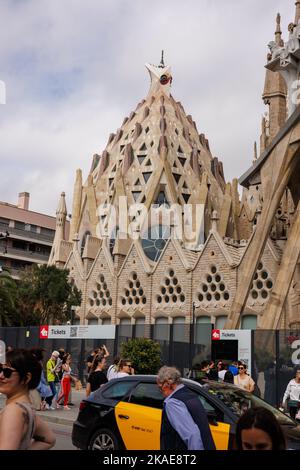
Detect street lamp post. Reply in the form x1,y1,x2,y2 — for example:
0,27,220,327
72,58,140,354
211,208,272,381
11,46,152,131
189,301,197,373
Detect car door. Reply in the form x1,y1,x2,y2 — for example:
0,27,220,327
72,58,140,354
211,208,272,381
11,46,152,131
192,389,232,450
115,382,163,450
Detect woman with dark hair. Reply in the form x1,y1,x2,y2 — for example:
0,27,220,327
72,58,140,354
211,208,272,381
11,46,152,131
234,363,255,393
57,353,72,410
223,370,234,384
0,349,55,450
86,355,108,397
235,407,286,450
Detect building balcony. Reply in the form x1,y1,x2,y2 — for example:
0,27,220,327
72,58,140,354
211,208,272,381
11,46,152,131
0,222,54,245
0,246,50,263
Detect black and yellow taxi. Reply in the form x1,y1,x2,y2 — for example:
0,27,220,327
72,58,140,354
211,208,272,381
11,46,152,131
72,376,300,450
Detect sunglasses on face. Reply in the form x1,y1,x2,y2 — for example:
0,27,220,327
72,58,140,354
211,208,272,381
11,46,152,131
0,365,17,379
238,366,245,370
125,364,132,368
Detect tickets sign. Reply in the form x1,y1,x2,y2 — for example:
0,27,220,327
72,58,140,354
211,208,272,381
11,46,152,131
212,329,220,340
39,325,116,340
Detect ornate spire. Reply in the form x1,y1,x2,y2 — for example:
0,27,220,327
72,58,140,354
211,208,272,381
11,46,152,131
69,169,82,242
159,50,165,68
211,210,219,232
145,55,172,97
48,192,68,265
275,13,282,45
253,141,258,163
56,191,67,216
295,0,300,25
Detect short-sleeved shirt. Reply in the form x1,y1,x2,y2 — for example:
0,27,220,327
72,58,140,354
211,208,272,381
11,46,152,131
88,371,108,392
46,359,56,382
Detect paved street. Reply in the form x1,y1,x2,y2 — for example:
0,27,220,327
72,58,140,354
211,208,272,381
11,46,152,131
51,422,77,450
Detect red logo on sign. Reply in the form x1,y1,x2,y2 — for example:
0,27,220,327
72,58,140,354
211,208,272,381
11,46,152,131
39,325,49,339
212,329,220,340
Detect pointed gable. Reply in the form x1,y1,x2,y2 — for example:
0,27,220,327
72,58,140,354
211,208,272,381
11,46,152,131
117,242,152,319
86,246,116,318
151,239,192,315
192,232,238,312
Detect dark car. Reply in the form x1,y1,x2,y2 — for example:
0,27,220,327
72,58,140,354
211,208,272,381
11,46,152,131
72,376,300,450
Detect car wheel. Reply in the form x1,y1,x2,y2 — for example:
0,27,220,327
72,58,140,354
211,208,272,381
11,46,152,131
88,428,120,450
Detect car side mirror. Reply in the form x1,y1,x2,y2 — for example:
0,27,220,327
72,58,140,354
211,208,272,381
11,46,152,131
207,410,218,426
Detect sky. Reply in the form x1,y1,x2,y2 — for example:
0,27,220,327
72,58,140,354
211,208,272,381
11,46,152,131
0,0,296,216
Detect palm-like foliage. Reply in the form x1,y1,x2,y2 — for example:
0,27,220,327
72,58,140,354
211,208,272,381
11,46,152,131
0,267,18,326
17,265,82,325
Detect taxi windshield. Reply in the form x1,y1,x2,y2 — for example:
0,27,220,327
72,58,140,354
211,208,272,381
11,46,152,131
203,383,295,426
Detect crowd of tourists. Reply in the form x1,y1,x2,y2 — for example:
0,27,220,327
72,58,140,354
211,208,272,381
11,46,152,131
34,348,82,411
191,359,256,392
0,345,299,451
85,346,135,397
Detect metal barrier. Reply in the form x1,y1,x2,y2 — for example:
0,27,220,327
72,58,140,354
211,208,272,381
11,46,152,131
0,325,299,407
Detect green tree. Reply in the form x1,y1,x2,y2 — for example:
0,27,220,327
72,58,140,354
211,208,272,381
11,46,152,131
0,267,18,326
120,338,162,374
16,265,82,325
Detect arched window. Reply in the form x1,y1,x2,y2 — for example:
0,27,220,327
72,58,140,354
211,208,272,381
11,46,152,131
241,315,257,330
81,231,91,257
102,318,111,325
141,225,170,262
173,317,185,342
87,318,98,325
153,317,169,341
215,315,227,329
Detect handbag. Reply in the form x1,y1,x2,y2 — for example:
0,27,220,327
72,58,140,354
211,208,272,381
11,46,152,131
287,399,299,408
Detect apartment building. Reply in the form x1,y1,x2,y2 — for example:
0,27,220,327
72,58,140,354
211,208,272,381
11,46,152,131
0,192,69,279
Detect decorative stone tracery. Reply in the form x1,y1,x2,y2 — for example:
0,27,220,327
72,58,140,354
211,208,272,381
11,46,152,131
120,272,147,306
196,265,230,305
89,274,113,308
249,262,273,304
156,268,186,305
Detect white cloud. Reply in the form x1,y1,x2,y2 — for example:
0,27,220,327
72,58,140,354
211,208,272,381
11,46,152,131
0,0,296,214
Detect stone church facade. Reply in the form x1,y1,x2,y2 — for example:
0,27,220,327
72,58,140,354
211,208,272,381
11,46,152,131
49,2,300,331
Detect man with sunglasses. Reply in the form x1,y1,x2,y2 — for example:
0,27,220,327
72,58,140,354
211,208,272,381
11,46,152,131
157,366,215,450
